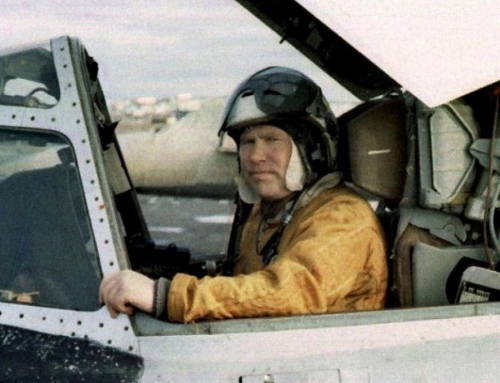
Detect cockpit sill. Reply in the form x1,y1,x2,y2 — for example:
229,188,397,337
134,300,500,336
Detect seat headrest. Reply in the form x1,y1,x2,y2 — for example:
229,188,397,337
338,98,407,203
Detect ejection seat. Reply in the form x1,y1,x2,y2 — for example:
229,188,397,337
338,94,490,308
338,96,409,307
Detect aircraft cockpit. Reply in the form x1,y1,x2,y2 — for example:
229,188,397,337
3,0,500,379
0,35,499,317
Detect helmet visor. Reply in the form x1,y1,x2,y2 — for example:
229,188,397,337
221,67,322,133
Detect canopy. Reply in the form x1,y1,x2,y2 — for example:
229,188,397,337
297,0,500,106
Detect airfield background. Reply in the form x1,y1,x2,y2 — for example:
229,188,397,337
138,194,235,260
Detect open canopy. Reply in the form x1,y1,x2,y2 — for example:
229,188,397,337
238,0,500,107
299,0,500,106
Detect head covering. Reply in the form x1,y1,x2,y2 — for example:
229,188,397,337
219,66,338,190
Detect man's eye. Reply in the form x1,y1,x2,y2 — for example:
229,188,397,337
240,139,254,145
265,136,280,143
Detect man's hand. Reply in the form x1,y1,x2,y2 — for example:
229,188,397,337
99,270,155,318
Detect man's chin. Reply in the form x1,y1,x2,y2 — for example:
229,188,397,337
250,172,274,182
253,187,293,202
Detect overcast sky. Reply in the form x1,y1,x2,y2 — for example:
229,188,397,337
0,0,356,108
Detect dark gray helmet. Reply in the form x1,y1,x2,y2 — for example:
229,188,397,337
219,66,338,183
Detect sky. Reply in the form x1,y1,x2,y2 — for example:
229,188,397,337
0,0,357,109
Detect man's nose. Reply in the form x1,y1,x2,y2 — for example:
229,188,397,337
249,140,267,162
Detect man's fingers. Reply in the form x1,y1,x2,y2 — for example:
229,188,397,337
106,301,134,318
99,270,154,318
99,271,119,304
99,271,131,317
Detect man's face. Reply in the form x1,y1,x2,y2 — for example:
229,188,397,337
239,124,293,201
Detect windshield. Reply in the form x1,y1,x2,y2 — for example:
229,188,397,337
0,42,60,108
0,127,101,311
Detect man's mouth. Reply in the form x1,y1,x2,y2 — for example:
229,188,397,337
250,170,273,175
249,171,274,180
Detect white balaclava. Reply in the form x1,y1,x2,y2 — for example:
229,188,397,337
238,139,306,204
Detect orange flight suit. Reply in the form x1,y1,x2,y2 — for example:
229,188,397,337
167,179,388,323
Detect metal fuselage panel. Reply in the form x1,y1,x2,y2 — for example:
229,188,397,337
137,310,500,382
0,36,138,354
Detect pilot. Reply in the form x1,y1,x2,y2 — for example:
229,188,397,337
99,66,388,322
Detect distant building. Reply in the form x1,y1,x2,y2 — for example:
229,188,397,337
110,94,207,131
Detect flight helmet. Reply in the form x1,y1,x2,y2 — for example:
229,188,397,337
219,66,338,185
